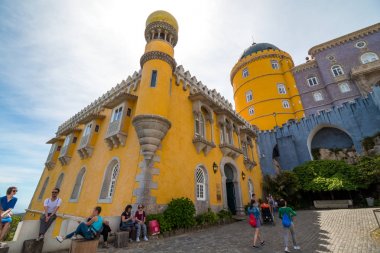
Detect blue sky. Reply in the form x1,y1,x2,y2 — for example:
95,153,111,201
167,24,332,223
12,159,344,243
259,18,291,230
0,0,379,213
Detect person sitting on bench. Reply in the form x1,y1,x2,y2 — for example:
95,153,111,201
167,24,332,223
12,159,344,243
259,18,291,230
56,206,103,243
100,220,111,248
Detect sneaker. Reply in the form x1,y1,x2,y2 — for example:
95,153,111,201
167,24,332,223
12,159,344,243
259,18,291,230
71,235,78,240
136,237,140,242
260,241,265,246
56,236,64,243
144,236,149,241
0,242,8,247
285,247,291,253
294,246,301,250
252,245,259,248
102,242,109,248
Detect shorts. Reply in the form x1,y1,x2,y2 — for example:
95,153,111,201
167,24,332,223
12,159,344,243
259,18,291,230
254,217,261,228
1,217,12,224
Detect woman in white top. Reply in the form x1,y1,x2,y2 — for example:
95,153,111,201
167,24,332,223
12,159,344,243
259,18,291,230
37,187,62,241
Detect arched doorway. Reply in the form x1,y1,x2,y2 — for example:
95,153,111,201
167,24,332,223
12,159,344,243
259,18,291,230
272,145,281,174
307,125,357,163
224,164,236,214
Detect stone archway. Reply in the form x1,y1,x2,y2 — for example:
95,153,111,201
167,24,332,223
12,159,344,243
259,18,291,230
220,157,244,215
307,124,357,163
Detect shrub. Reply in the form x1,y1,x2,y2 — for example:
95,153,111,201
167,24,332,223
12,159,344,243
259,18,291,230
203,209,219,225
4,215,22,241
163,198,195,229
146,213,172,233
217,209,232,220
195,209,220,226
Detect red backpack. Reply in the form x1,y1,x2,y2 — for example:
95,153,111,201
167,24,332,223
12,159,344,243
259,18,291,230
249,213,257,227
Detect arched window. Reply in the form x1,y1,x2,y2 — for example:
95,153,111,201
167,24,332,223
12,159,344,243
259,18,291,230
245,90,253,102
331,65,344,77
360,52,379,64
248,106,254,116
248,179,254,199
70,167,86,201
195,113,205,138
38,177,49,200
99,160,120,202
55,173,64,189
196,167,206,201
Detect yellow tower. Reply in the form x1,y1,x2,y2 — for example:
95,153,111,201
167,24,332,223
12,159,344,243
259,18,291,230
132,11,178,164
231,43,304,130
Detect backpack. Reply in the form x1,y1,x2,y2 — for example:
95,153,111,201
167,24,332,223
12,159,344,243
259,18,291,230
249,213,257,227
282,213,291,228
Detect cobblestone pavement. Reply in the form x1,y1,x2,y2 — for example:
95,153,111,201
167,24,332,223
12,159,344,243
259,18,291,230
99,208,379,253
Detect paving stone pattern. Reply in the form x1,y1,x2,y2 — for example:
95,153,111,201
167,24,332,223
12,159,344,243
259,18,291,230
98,208,379,253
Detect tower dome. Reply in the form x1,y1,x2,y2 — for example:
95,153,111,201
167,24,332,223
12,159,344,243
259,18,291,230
146,10,178,31
240,43,279,59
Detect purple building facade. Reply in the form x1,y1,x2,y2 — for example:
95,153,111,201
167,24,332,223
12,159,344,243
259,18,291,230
293,23,380,116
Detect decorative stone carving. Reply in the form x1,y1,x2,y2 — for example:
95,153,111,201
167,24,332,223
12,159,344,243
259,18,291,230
219,143,242,159
193,136,216,155
243,157,257,170
140,51,177,71
132,114,171,164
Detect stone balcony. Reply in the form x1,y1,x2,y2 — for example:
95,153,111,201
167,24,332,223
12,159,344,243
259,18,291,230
77,134,93,159
104,119,127,149
58,145,71,166
45,152,55,169
243,156,257,170
193,136,216,155
351,60,380,77
219,143,242,159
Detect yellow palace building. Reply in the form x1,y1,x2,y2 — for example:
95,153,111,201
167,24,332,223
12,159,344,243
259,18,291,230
12,11,263,252
231,43,304,130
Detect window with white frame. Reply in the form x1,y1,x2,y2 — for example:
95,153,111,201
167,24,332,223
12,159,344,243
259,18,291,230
248,180,254,199
99,160,120,201
220,128,224,144
111,106,123,123
271,60,279,69
55,173,64,189
338,82,351,93
277,83,287,94
313,91,324,101
331,65,344,77
360,52,379,64
282,100,290,109
195,114,205,138
38,177,49,200
62,135,71,149
83,123,92,137
245,90,253,102
196,167,206,201
70,167,86,201
248,106,254,115
242,68,249,78
307,76,319,86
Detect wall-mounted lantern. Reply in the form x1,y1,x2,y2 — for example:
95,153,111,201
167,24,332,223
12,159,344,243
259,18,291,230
212,162,218,174
242,171,246,180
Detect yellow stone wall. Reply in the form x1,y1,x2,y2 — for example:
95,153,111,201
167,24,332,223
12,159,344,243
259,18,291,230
231,49,304,130
25,11,264,238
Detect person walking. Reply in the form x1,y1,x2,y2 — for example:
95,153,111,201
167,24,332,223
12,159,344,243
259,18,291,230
247,199,265,248
37,187,62,241
279,199,300,252
0,186,18,241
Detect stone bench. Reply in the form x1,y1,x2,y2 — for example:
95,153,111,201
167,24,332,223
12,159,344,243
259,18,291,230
0,244,9,253
314,200,353,209
70,239,99,253
114,231,130,248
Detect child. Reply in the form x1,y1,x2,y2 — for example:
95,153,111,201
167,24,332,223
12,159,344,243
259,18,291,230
278,199,300,252
247,199,265,248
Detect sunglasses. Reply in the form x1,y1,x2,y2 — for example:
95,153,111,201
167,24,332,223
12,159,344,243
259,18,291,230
52,191,58,194
12,190,18,192
138,206,143,209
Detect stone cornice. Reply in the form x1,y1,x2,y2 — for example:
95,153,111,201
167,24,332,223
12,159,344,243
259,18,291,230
175,65,258,135
292,60,318,73
145,21,178,46
309,23,380,56
230,50,292,83
55,71,141,136
140,51,177,71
